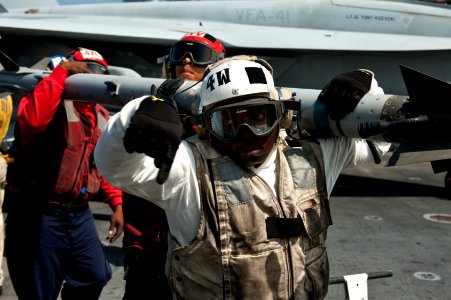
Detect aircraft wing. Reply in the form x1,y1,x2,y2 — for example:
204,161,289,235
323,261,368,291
1,6,451,51
212,27,451,51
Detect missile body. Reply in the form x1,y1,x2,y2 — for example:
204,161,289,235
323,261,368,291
293,88,411,141
1,50,450,167
0,67,448,145
64,75,413,142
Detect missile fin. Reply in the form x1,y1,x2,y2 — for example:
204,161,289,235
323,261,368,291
400,65,451,113
0,50,20,72
388,143,451,166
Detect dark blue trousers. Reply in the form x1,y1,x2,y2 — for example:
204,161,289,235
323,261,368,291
6,204,112,300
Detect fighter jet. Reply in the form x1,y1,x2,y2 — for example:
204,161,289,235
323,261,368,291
1,0,451,188
0,0,450,94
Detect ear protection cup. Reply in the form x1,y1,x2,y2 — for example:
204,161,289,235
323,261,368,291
161,56,171,79
169,61,177,79
190,98,209,139
273,87,295,129
278,87,293,129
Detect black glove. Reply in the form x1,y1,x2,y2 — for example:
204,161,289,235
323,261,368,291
318,70,372,120
124,79,184,184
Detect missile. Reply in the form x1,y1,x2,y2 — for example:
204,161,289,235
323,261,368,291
1,49,451,168
0,48,200,114
64,74,202,114
293,65,451,168
0,64,411,144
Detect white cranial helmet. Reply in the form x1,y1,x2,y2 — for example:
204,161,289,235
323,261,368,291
199,57,276,113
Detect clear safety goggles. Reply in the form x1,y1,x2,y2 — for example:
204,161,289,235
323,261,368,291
169,41,220,66
86,61,109,75
204,99,283,140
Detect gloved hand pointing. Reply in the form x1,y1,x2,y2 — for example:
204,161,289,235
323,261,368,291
123,79,184,184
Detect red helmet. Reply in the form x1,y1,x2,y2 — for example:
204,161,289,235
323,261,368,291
169,31,225,66
66,48,109,74
180,31,225,57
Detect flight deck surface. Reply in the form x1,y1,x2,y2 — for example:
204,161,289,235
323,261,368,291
0,151,449,299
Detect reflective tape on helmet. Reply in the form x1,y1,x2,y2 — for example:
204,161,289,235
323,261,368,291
67,48,108,69
180,31,225,56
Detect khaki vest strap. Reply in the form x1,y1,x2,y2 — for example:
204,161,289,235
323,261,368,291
300,140,333,226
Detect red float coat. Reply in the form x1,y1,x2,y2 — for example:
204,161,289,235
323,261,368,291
12,65,122,208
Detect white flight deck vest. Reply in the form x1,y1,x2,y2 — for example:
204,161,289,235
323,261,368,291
168,134,332,300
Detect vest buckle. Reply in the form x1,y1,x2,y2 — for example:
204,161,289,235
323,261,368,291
265,217,304,239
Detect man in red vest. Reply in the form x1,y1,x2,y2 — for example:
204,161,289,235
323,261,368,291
5,48,123,300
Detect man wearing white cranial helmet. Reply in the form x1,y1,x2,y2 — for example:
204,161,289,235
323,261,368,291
94,56,390,299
